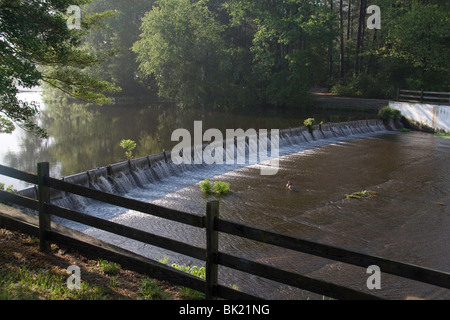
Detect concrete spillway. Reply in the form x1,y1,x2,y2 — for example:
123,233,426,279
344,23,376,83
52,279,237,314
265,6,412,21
18,119,400,209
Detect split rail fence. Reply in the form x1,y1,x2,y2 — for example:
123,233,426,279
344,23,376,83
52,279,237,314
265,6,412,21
397,89,450,105
1,163,449,300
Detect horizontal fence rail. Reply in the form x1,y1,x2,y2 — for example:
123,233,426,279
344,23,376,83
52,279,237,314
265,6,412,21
45,176,205,228
216,219,450,290
1,162,450,300
44,203,206,261
397,89,450,105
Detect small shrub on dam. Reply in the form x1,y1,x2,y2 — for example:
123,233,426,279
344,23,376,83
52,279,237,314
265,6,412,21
213,181,231,195
303,118,315,127
199,179,231,195
119,139,137,160
199,178,213,194
378,106,401,124
303,118,315,134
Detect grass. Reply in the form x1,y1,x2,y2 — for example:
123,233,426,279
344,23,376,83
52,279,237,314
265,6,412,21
159,256,205,300
434,133,450,139
0,228,185,300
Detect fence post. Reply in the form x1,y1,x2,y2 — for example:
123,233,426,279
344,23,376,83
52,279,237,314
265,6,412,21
205,200,219,300
420,89,424,103
37,162,51,252
396,88,399,101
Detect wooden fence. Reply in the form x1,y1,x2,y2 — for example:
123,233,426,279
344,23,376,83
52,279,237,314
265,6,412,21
397,89,450,105
1,163,449,300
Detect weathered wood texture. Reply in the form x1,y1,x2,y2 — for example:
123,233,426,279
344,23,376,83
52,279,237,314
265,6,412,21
216,219,450,290
397,89,450,104
45,176,205,228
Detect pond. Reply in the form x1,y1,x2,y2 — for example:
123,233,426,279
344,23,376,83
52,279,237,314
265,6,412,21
2,91,448,299
1,91,376,188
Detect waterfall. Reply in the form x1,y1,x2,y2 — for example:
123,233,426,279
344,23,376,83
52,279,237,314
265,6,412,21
18,119,396,213
98,176,114,193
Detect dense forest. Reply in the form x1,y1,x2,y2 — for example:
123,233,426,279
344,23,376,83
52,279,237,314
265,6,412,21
84,0,449,109
1,0,449,136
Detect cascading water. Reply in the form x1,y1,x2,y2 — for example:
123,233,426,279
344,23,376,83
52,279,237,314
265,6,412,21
26,119,450,299
43,120,396,229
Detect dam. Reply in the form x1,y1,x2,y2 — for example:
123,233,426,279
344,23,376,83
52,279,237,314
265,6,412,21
15,118,450,299
18,119,395,206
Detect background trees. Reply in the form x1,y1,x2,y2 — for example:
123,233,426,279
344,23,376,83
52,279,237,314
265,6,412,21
2,0,449,130
132,0,448,109
332,0,449,97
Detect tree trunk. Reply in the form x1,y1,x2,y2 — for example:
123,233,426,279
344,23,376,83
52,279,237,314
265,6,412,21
339,0,344,77
354,0,365,75
328,0,334,79
347,0,352,41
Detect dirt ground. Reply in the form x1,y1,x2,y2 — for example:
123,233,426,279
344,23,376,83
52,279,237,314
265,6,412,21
0,228,181,300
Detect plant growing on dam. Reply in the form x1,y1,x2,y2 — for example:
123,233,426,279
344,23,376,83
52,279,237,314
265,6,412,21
378,107,401,125
119,139,137,160
199,179,231,195
199,179,213,194
303,118,315,127
303,118,315,133
213,181,231,195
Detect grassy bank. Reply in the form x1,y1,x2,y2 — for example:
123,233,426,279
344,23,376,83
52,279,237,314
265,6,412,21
0,228,199,300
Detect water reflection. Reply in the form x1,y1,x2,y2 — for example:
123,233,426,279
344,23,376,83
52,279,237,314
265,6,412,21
1,91,377,187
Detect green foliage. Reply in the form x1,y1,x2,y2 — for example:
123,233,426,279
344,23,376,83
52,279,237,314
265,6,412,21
138,278,169,300
119,139,137,160
133,0,228,109
331,74,397,99
81,0,156,97
0,183,18,194
97,259,121,276
0,183,18,205
159,257,205,299
199,179,213,195
345,190,378,199
213,181,231,195
303,118,315,127
0,0,120,137
383,4,450,90
378,107,401,124
434,133,450,140
332,1,449,98
199,179,231,195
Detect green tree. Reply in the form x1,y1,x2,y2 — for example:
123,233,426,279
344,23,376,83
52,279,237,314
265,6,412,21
227,0,336,107
0,0,119,137
133,0,229,109
82,0,156,97
332,0,449,98
383,3,449,90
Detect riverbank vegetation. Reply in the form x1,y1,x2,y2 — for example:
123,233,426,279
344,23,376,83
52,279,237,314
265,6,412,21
434,133,450,140
2,1,448,137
